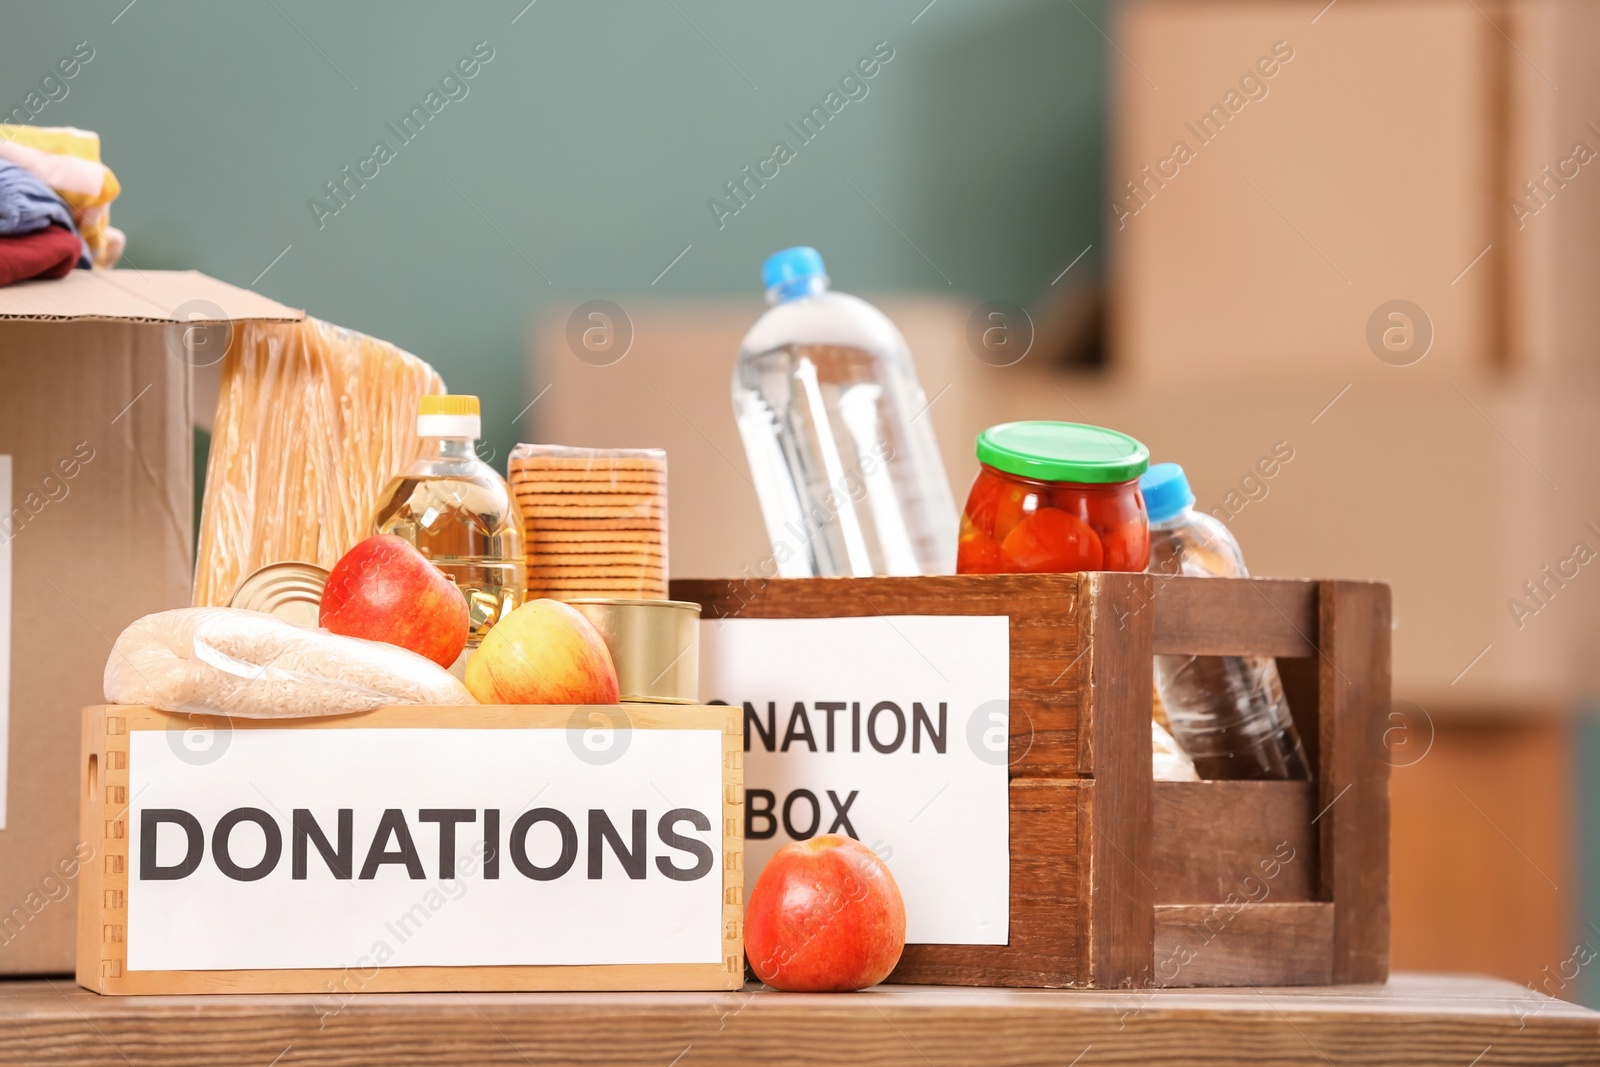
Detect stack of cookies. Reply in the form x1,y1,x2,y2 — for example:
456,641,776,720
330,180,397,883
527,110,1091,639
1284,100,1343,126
509,444,667,601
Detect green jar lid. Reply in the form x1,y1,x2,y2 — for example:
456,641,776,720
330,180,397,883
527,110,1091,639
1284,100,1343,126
975,421,1150,484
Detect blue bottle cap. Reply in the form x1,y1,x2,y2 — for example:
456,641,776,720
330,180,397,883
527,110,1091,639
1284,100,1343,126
1139,462,1195,523
762,246,827,301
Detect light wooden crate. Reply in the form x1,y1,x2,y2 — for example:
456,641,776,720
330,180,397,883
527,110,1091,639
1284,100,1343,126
672,573,1390,989
77,704,744,995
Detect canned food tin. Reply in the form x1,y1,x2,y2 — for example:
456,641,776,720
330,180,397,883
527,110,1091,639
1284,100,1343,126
229,562,330,629
563,598,700,704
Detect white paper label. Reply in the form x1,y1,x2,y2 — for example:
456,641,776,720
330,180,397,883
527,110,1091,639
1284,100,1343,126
127,727,725,971
699,615,1009,945
0,455,9,830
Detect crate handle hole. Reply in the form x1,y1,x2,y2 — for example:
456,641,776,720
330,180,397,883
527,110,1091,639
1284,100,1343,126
87,753,98,801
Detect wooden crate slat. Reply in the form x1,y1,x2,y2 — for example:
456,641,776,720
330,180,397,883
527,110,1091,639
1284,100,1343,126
1153,902,1335,987
673,575,1089,779
891,779,1082,988
86,963,742,996
1151,781,1317,904
1316,580,1392,984
1276,655,1323,776
76,707,120,990
1152,576,1318,658
1079,573,1154,987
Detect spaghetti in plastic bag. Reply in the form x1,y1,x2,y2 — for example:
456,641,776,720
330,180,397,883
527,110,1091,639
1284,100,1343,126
193,317,444,606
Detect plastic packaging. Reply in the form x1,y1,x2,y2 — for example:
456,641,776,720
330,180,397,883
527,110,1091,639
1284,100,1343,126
374,396,524,648
733,246,957,577
1153,720,1200,781
104,607,473,718
193,317,445,607
509,444,667,600
1140,463,1311,780
957,421,1150,574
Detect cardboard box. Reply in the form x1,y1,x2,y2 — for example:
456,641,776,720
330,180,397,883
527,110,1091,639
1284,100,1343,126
1110,0,1498,379
0,271,298,974
527,295,981,583
982,363,1600,709
1502,0,1600,385
1105,0,1600,704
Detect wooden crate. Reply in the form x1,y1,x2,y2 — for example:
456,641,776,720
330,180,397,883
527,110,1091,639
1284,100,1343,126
672,573,1390,989
77,704,744,995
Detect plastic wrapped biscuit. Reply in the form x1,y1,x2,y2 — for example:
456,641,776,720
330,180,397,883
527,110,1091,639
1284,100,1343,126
509,444,667,601
193,318,445,606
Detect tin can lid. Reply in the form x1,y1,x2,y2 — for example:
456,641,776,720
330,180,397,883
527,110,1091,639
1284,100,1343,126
560,597,701,613
229,562,330,629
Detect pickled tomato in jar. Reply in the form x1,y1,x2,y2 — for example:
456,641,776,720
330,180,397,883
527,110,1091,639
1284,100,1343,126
956,421,1150,575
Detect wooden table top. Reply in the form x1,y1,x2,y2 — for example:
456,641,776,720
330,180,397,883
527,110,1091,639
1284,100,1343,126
2,972,1596,1066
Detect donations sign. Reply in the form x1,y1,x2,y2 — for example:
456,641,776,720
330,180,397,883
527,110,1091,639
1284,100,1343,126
699,614,1010,945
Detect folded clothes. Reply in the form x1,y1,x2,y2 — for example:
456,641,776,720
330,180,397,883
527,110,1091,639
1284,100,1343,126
0,158,74,236
0,125,120,266
0,224,83,286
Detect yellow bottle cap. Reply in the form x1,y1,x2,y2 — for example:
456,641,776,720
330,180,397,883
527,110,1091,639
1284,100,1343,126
419,394,481,416
417,394,481,439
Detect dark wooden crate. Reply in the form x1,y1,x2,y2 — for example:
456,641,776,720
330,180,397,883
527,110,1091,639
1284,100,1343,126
671,573,1390,990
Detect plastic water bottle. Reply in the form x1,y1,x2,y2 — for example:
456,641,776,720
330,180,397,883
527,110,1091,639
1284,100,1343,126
733,247,958,577
1139,463,1311,780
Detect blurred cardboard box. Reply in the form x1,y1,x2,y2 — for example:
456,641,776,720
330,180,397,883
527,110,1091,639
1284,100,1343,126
987,363,1600,710
1106,0,1600,708
1113,0,1600,387
1111,0,1499,380
527,296,982,583
1503,0,1600,384
0,271,298,974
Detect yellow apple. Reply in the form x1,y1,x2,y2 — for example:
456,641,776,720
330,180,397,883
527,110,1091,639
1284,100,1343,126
466,599,620,704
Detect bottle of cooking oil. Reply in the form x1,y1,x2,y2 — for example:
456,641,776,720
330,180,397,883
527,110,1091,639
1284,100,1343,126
372,395,524,662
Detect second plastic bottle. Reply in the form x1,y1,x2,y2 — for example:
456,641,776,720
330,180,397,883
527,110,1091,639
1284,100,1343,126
733,247,958,577
1140,463,1310,781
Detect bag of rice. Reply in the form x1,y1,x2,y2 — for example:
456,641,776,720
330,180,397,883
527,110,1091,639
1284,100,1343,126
104,607,473,718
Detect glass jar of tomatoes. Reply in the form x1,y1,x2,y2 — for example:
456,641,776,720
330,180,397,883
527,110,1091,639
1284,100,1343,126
957,421,1150,574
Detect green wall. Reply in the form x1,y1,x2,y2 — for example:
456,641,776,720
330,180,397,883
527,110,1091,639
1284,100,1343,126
5,0,1108,462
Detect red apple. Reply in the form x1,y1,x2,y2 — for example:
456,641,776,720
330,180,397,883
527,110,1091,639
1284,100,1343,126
319,534,469,668
465,599,620,705
745,834,906,992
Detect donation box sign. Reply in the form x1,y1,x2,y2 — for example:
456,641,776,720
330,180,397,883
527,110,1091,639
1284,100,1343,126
699,615,1010,945
122,713,733,974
